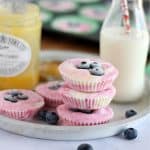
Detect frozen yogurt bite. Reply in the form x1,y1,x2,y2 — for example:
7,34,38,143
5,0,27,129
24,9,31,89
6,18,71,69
57,104,114,126
60,86,116,110
36,81,66,107
59,58,118,92
0,89,44,120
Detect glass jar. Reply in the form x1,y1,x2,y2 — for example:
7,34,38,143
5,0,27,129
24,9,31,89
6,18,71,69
0,1,42,89
100,0,149,102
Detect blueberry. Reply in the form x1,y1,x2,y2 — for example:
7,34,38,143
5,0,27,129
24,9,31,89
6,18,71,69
89,67,104,76
48,84,61,90
123,128,138,140
70,108,80,112
10,98,18,103
90,62,101,69
70,108,94,114
17,94,28,100
125,110,137,118
80,110,94,114
45,112,59,125
8,90,22,96
4,95,18,103
38,110,47,121
77,144,94,150
77,61,90,69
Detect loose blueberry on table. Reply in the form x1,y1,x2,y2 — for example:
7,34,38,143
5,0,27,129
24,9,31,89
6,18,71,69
38,110,59,125
38,110,48,121
123,128,138,140
45,112,59,125
77,144,94,150
125,110,137,118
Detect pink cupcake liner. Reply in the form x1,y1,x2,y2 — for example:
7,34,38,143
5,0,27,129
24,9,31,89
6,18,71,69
61,74,115,92
0,107,42,121
61,119,109,126
57,104,114,126
61,86,116,110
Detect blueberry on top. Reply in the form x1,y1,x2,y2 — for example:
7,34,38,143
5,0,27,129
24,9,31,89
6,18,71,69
123,128,138,140
45,112,59,125
89,67,104,76
77,61,91,69
4,90,28,103
125,110,137,118
48,84,62,90
17,94,28,100
90,62,101,69
8,90,22,97
76,60,104,76
4,95,18,103
77,144,94,150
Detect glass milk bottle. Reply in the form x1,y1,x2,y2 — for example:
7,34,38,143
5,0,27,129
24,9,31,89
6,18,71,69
100,0,149,102
0,0,41,89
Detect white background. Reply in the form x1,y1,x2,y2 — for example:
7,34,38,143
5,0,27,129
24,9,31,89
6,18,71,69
0,115,149,150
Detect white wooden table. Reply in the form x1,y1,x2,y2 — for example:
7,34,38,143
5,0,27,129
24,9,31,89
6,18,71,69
0,114,149,150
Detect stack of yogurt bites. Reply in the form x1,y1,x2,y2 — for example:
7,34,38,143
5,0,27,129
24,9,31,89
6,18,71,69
56,58,118,126
35,58,118,126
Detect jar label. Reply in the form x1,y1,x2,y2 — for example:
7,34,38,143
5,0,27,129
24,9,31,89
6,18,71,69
0,33,31,77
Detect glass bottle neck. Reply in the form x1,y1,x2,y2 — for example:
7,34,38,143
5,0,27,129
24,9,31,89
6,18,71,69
112,0,143,8
102,0,148,32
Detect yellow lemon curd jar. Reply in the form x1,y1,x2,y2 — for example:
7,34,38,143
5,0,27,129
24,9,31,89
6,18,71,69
0,2,42,89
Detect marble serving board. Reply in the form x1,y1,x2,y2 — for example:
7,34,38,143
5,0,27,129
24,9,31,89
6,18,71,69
0,50,149,141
